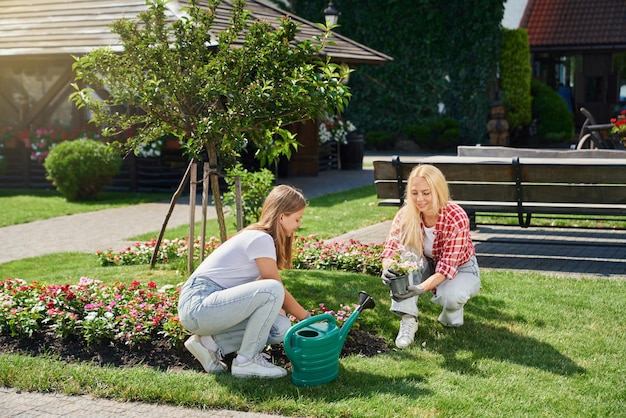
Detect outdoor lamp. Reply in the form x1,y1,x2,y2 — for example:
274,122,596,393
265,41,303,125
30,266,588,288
324,0,339,26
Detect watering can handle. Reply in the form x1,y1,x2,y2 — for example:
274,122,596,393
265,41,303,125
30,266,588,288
283,313,337,354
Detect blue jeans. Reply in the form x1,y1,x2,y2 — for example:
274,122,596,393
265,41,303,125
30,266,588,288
178,276,288,359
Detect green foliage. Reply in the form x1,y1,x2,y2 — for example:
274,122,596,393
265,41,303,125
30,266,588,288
530,79,576,145
403,117,460,151
364,130,396,150
43,139,122,201
500,28,532,133
291,0,504,144
223,163,275,227
70,0,350,167
70,0,352,240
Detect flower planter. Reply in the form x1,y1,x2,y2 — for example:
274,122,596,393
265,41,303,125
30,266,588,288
318,140,339,171
389,275,409,298
4,138,20,149
163,138,181,151
340,133,364,170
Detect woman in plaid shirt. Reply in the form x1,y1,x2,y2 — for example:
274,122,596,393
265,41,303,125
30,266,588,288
381,164,481,349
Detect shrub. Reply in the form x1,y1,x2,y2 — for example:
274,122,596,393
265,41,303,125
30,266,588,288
403,117,460,151
222,163,275,227
364,130,395,150
531,79,575,145
500,28,532,134
44,139,122,201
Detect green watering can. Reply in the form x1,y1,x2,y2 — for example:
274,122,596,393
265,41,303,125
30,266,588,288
283,291,376,386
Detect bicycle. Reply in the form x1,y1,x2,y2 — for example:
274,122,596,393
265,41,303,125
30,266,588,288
575,107,625,150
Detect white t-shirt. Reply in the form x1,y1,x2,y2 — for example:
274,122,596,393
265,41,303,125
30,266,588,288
191,229,276,288
423,225,435,258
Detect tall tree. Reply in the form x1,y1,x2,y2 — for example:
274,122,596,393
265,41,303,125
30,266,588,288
71,0,351,242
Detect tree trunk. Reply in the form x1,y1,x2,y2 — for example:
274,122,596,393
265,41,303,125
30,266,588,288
205,142,228,243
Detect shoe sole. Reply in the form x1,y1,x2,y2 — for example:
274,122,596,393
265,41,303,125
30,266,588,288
232,370,287,378
231,363,287,379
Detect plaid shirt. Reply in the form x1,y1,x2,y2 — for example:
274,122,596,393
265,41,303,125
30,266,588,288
381,202,475,279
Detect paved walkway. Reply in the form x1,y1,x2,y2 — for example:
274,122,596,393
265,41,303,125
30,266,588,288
1,153,625,417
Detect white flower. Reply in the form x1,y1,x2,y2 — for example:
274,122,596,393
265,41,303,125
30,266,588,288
318,116,357,145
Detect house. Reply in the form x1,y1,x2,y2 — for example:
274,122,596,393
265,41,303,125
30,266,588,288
504,0,626,126
0,0,391,188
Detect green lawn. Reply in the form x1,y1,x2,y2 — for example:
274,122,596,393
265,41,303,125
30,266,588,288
0,188,171,227
0,266,624,417
1,186,625,417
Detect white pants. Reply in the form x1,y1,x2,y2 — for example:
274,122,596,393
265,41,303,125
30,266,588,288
390,255,480,326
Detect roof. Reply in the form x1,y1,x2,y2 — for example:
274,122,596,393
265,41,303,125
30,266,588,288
0,0,392,65
522,0,626,52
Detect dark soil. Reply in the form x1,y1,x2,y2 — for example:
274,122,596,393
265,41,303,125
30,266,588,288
0,329,389,372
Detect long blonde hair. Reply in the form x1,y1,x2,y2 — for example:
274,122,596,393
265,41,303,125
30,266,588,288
400,164,450,255
247,184,307,269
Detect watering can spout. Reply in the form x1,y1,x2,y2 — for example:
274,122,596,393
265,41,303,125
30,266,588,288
339,291,375,345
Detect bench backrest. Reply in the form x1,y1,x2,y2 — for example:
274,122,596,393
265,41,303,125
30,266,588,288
373,156,626,206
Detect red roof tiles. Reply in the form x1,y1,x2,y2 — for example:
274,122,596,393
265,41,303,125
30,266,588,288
523,0,626,51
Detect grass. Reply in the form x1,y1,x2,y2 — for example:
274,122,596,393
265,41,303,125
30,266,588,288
0,188,172,227
0,267,624,417
1,185,625,417
132,185,398,243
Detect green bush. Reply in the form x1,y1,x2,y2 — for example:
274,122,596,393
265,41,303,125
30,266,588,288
364,130,395,150
500,28,532,134
44,139,122,201
223,163,275,227
403,117,460,151
531,79,575,145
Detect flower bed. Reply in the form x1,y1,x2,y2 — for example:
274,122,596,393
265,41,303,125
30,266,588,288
0,278,184,347
1,236,387,362
96,235,386,277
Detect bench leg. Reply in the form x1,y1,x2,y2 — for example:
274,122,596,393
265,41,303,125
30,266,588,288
467,210,477,230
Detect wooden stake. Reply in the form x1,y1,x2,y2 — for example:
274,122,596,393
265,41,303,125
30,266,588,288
200,162,210,261
188,161,197,274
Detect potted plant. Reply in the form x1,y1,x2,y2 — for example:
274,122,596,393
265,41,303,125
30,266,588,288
610,110,626,147
385,251,422,297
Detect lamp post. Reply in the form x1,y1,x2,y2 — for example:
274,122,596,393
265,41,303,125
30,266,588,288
324,0,339,26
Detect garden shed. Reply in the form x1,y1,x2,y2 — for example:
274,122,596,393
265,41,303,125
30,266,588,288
0,0,391,189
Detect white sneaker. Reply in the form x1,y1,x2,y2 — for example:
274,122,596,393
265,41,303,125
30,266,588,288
184,335,227,373
395,316,417,349
438,308,464,327
231,353,287,378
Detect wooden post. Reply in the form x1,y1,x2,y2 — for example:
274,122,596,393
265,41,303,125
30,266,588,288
149,160,192,268
188,161,197,274
200,162,210,261
235,175,243,231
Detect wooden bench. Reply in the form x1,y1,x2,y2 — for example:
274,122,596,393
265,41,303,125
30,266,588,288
373,155,626,228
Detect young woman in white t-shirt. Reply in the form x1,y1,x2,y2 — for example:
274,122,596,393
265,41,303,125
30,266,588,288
178,185,309,378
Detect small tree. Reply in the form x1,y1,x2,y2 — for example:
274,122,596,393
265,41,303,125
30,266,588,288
70,0,351,242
